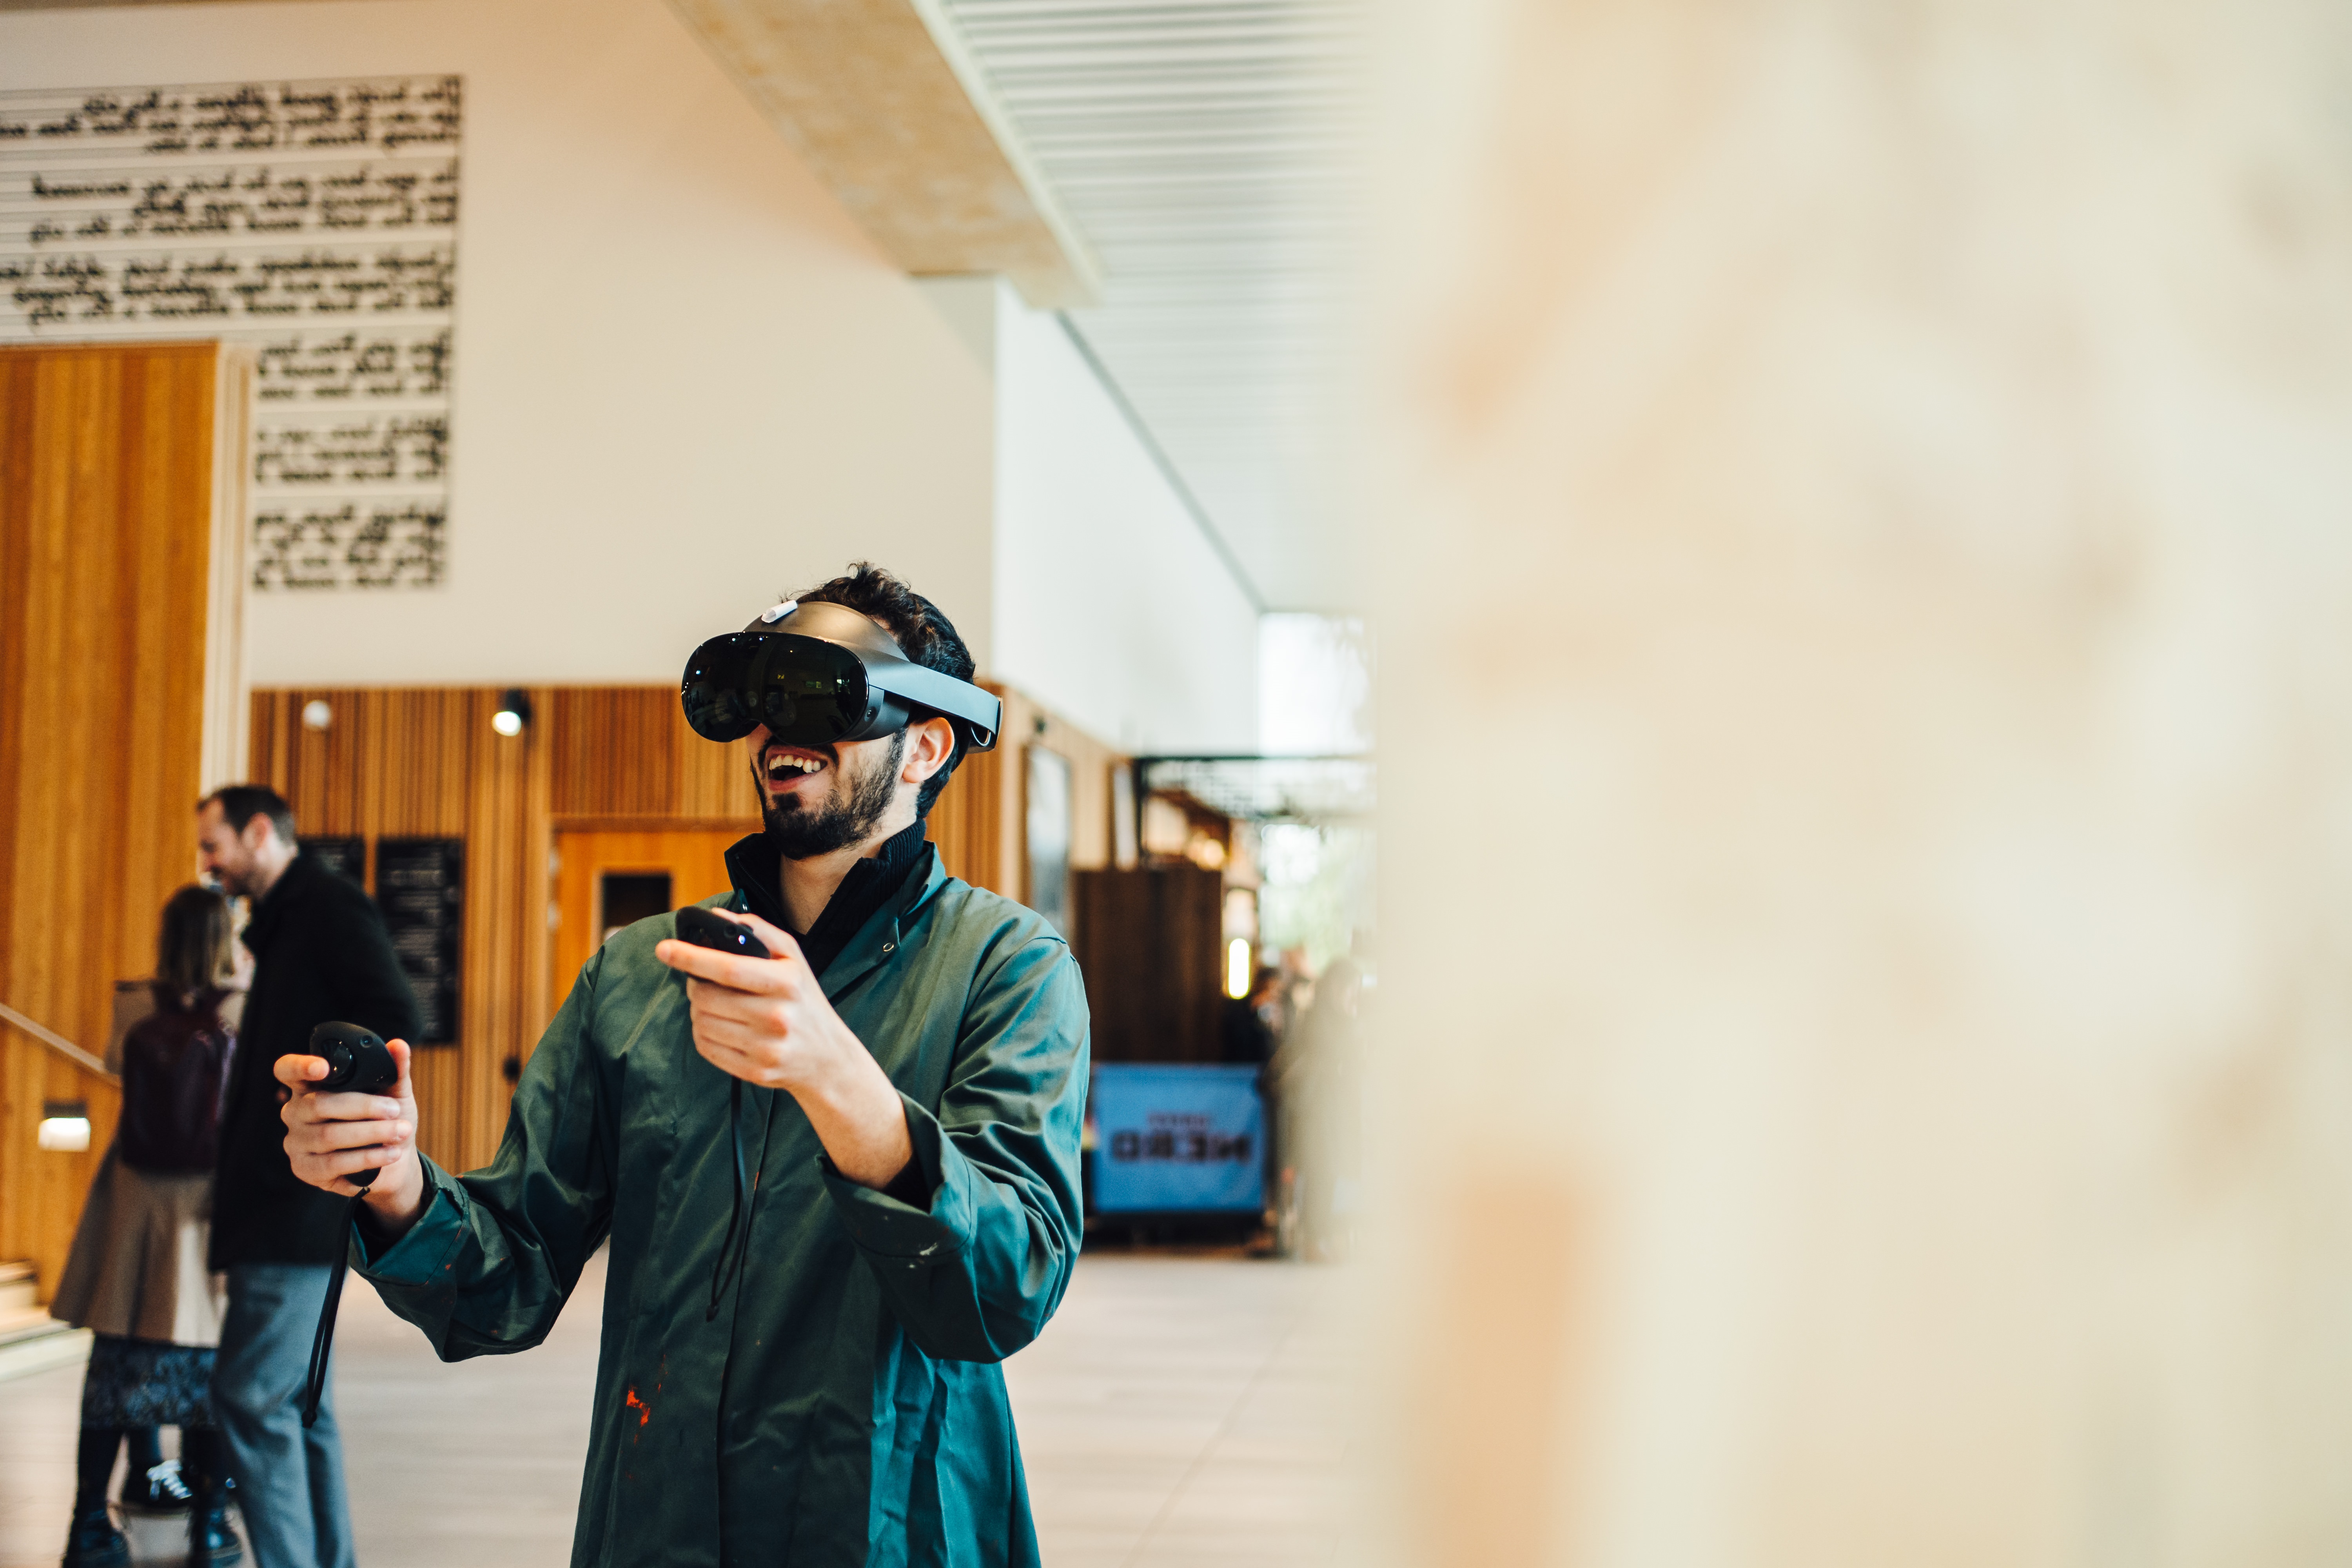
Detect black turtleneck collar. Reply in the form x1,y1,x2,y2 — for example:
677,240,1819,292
722,819,931,978
240,849,328,957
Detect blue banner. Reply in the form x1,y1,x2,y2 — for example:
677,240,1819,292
1091,1063,1265,1213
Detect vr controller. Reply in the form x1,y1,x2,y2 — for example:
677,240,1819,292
310,1022,399,1188
674,905,770,960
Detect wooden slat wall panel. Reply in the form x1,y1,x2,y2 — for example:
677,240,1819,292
1069,864,1226,1062
250,688,557,1175
1,342,234,1303
928,744,1001,896
461,688,555,1163
549,688,762,820
931,682,1126,905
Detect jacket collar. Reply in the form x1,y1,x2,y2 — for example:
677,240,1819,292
724,818,931,975
731,844,949,1002
240,850,326,957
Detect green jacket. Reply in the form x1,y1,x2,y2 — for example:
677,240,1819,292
356,853,1090,1567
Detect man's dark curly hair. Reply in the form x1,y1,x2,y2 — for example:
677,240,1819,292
788,563,978,818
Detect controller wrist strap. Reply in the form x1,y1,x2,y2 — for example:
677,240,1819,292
300,1192,363,1428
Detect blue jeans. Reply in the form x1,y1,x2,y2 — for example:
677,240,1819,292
213,1264,356,1568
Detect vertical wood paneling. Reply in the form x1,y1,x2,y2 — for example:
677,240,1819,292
929,682,1126,905
1,342,238,1303
1069,864,1226,1062
927,746,1002,896
248,686,554,1175
550,688,762,820
461,687,555,1163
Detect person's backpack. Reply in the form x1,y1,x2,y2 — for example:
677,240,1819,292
118,986,236,1174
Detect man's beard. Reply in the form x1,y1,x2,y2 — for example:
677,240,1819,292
761,730,906,860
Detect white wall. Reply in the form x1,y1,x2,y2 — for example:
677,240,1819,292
0,0,998,684
1258,612,1370,755
2,2,1263,748
987,284,1259,753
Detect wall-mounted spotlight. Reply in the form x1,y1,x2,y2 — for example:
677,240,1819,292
301,699,333,731
492,690,533,738
38,1098,91,1152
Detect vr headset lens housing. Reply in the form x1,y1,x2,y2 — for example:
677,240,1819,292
681,618,1001,753
682,635,870,746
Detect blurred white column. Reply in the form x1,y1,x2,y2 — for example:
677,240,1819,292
1363,3,2352,1566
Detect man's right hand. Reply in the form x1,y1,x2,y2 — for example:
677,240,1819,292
278,1038,430,1239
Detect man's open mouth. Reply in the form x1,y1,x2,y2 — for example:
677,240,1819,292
764,748,829,784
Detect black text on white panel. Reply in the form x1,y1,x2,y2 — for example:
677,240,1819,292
0,78,461,590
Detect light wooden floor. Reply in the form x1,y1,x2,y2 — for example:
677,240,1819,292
0,1252,1351,1568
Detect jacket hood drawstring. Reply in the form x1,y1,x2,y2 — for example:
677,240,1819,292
706,1078,762,1322
702,825,931,1323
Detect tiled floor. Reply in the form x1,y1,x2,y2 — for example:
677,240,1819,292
1011,1256,1352,1568
0,1251,1350,1567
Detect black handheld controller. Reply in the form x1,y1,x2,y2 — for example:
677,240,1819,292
310,1022,398,1189
674,905,771,960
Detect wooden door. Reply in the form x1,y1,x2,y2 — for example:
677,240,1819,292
550,829,744,1013
1069,864,1226,1062
0,342,250,1303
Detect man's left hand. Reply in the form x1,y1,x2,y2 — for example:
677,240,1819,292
655,909,915,1190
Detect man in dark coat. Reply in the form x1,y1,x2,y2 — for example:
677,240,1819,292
200,785,421,1568
279,566,1091,1568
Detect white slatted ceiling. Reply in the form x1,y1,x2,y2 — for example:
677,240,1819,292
934,0,1361,610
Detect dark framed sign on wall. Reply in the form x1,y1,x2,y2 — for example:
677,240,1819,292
303,837,367,889
376,837,463,1045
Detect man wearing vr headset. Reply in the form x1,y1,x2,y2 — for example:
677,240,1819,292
275,564,1088,1568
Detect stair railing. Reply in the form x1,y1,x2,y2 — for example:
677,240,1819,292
0,1000,117,1083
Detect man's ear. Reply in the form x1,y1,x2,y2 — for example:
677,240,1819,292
241,816,273,855
902,717,956,785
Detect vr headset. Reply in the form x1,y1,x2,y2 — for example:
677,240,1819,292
679,600,1000,753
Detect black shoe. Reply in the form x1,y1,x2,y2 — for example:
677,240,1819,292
60,1506,129,1568
127,1458,192,1513
189,1502,243,1567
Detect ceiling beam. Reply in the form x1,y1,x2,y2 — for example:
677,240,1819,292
666,0,1101,308
0,0,1102,304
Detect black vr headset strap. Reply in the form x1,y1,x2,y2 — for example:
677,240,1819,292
865,657,1001,750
